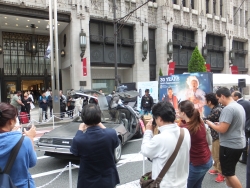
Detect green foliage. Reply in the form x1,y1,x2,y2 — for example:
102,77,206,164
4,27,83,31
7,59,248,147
159,68,163,76
188,46,207,73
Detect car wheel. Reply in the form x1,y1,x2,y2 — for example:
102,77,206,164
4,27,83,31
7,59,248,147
114,139,122,163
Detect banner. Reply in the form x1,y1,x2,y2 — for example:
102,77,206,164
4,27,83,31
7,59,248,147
230,66,238,74
205,64,211,72
159,72,213,117
168,62,176,75
44,42,51,59
137,81,158,111
82,58,87,76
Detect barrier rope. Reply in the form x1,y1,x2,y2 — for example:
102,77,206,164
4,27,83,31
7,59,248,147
36,164,69,188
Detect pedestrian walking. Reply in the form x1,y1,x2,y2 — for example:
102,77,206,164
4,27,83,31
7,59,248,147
141,101,191,187
204,93,224,183
47,91,53,117
206,87,245,188
140,89,154,115
178,100,212,188
38,91,48,122
59,90,67,118
0,102,37,188
70,104,120,188
232,91,250,164
10,91,25,119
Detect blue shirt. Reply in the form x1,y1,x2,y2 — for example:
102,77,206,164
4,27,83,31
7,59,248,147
0,131,37,188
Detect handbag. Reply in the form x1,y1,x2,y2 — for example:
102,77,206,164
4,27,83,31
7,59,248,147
140,128,185,188
30,103,35,110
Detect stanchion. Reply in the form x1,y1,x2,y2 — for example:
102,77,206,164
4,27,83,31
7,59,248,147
69,161,72,188
142,154,145,175
52,113,55,130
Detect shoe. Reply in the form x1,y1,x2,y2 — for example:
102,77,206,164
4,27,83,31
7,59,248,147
215,173,225,183
239,159,247,164
208,169,219,175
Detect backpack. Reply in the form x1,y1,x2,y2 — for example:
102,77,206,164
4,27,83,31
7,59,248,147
0,136,24,188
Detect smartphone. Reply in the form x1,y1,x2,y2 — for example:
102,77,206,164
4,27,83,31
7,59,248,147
152,119,157,127
22,125,31,132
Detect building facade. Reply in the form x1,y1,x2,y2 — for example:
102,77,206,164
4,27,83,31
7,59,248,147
0,0,249,101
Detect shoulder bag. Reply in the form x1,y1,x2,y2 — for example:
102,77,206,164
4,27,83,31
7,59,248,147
140,128,185,188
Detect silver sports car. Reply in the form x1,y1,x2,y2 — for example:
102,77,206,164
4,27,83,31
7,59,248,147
36,90,143,162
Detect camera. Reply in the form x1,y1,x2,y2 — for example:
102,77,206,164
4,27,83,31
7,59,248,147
152,119,157,127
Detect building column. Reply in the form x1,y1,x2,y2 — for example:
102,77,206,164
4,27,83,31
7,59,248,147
0,30,3,68
133,22,149,83
69,12,91,90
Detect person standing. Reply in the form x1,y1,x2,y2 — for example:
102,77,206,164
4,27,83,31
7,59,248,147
59,90,67,118
67,96,74,118
10,91,25,117
141,101,191,187
47,91,53,118
0,102,37,188
178,100,212,188
206,87,245,188
38,91,48,122
21,92,32,120
70,104,120,188
140,89,154,115
232,91,250,164
204,93,224,183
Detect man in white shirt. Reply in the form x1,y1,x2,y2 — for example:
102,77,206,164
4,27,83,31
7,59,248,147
141,101,191,188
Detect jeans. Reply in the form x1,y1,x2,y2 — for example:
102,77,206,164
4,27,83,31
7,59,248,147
142,109,151,115
188,156,213,188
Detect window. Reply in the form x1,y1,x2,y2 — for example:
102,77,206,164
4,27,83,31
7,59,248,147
206,35,223,46
206,0,209,14
220,0,223,16
92,79,115,95
233,41,244,50
234,7,238,25
213,0,216,15
182,0,186,7
190,0,194,9
173,28,195,42
172,0,177,4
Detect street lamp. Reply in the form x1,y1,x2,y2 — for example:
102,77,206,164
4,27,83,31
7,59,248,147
80,29,87,59
0,45,3,54
229,50,235,65
167,39,173,63
142,38,148,61
202,44,207,59
61,49,65,57
30,35,38,56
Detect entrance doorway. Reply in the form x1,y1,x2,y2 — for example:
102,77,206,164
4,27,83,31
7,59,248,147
21,80,44,91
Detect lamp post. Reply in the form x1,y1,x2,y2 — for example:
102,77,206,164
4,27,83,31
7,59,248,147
0,45,3,54
229,50,235,65
142,38,148,62
167,39,173,63
80,29,87,59
202,44,207,59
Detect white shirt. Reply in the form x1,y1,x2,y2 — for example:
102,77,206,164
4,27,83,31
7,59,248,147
28,94,34,102
141,124,191,188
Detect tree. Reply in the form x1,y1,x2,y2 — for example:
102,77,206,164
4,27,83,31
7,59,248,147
188,46,206,73
159,68,163,76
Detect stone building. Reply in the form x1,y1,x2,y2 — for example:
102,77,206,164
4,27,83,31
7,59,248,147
0,0,249,101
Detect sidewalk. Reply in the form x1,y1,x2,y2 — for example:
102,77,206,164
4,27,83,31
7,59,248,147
21,105,80,128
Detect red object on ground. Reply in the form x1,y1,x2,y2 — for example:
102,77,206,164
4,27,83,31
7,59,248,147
20,112,29,124
82,58,87,76
230,66,238,74
168,62,176,75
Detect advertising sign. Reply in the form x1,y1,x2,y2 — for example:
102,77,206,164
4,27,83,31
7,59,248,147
159,72,213,117
82,58,87,76
205,64,211,72
168,62,176,75
230,66,238,74
137,81,158,111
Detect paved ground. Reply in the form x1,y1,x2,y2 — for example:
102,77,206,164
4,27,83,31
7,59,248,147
32,126,247,188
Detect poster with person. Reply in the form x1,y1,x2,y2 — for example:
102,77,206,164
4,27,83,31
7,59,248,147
137,81,158,111
159,72,213,117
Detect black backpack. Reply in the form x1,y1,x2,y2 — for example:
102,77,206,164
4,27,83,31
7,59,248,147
0,136,24,188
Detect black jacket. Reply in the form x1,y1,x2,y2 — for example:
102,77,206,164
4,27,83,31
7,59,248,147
237,99,250,138
141,94,154,110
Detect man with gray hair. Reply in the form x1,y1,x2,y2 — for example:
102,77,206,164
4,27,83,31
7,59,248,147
231,91,250,164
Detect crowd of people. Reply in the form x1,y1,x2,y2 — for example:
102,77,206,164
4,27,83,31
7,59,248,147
1,86,249,188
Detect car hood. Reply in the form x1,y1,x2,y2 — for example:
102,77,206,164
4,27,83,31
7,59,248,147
40,121,124,139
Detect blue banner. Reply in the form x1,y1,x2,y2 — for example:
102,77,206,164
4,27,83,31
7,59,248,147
159,72,213,117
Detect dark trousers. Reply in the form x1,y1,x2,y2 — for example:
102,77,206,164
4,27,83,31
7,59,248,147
247,138,250,188
41,106,48,120
241,136,249,162
49,105,53,117
67,106,74,117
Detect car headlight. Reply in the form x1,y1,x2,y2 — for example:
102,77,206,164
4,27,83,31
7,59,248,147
39,138,53,144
